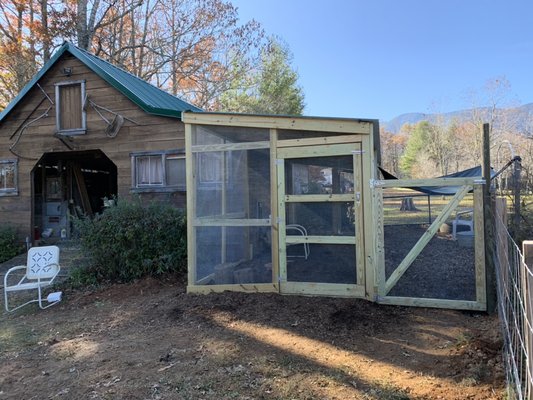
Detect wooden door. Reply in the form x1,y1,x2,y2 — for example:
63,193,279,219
276,142,365,297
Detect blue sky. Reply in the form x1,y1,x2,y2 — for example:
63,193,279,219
231,0,533,121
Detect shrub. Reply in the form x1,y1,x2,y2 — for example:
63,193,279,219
73,199,187,283
0,226,24,263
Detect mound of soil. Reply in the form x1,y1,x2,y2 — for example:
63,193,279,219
0,277,504,399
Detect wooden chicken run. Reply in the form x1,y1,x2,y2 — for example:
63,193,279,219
0,42,487,311
183,112,487,311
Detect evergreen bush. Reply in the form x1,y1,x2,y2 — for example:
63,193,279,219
0,226,24,263
73,199,187,283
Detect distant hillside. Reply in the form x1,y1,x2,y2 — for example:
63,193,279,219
383,103,533,134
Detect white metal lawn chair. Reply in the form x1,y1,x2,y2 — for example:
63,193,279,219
286,224,310,260
4,245,61,312
452,209,474,240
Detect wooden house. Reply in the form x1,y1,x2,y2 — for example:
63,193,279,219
0,42,200,242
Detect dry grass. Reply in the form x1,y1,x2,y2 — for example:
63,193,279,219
382,189,474,226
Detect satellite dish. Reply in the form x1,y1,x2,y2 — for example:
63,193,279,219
105,114,124,137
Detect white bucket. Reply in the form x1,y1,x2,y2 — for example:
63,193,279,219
47,291,62,303
456,231,475,248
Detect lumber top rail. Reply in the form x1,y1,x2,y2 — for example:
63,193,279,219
183,112,373,134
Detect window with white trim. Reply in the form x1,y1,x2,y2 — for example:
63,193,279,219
55,80,86,135
0,160,18,196
132,151,185,191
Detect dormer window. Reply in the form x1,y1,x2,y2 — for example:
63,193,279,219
55,80,86,135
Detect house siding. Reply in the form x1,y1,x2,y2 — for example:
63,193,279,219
0,53,186,238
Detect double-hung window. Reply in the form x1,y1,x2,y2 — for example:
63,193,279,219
0,160,18,196
132,151,185,191
55,80,86,135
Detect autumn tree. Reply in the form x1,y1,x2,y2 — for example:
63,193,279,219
0,0,266,112
90,0,264,110
0,1,39,108
379,127,406,177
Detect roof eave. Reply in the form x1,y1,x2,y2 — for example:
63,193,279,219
0,42,201,125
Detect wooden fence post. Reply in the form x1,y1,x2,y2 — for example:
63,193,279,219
483,122,497,313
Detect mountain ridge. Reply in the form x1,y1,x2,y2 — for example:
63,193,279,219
383,103,533,134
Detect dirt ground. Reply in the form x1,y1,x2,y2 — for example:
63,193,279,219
1,277,505,400
385,224,477,301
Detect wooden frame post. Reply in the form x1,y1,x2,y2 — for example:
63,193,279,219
185,123,196,289
483,122,497,313
270,129,279,290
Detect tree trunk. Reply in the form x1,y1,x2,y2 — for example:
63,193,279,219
77,0,89,49
40,0,51,61
400,197,419,211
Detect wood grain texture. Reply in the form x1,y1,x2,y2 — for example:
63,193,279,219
0,54,184,236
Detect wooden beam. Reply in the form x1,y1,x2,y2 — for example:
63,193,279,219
187,283,279,294
277,153,287,283
482,122,497,313
278,143,360,159
376,296,486,311
277,135,363,148
279,282,365,298
270,128,280,289
384,184,472,295
374,186,385,295
285,194,355,203
185,123,197,285
353,144,365,288
286,235,356,245
482,123,491,196
362,134,376,299
182,112,373,135
195,211,246,219
191,141,269,153
193,218,270,227
474,184,487,306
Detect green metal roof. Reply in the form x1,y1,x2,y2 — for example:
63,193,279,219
0,42,201,123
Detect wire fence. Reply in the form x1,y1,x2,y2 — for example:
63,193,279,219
495,198,533,400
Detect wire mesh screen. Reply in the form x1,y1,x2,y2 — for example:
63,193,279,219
495,200,533,400
195,226,272,285
382,189,476,300
192,124,272,287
